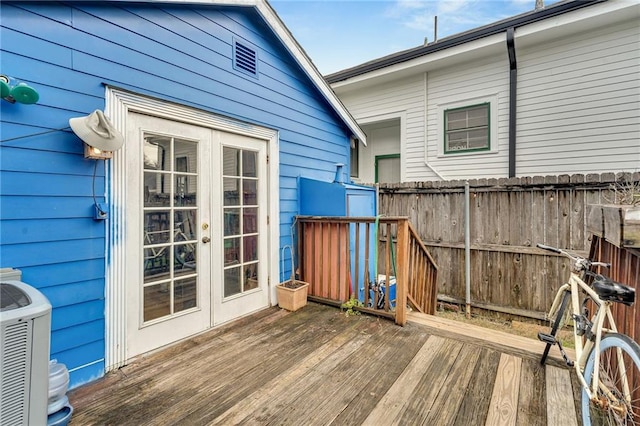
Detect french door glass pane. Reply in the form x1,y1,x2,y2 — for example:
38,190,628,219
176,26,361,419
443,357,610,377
144,172,169,207
174,278,197,312
144,284,171,322
242,151,257,177
224,267,241,297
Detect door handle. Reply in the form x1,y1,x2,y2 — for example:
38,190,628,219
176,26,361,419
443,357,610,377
202,236,211,243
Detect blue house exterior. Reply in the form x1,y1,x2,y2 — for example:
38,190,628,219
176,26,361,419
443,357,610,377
0,0,365,389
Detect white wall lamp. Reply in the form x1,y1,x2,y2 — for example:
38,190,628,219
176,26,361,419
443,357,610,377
69,110,124,160
1,74,40,104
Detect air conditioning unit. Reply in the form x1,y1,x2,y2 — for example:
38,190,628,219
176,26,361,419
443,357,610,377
1,280,51,426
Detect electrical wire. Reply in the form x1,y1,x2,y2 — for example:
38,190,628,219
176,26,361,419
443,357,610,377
0,126,72,143
92,159,107,215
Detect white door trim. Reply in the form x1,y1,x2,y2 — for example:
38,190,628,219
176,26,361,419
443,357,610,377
104,86,280,371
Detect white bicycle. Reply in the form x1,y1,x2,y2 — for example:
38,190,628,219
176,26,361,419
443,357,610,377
537,243,638,425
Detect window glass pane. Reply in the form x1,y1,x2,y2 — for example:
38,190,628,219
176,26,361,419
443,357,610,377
244,263,258,291
468,129,489,149
174,277,197,312
144,211,170,244
175,175,197,206
144,135,171,171
224,267,241,297
224,208,240,236
447,131,468,151
243,207,258,234
174,210,197,241
223,147,240,176
174,243,196,276
174,140,197,173
224,178,240,206
144,247,170,283
446,111,468,131
243,235,258,262
144,172,169,207
243,179,257,205
242,150,257,177
467,106,488,120
224,237,240,266
144,284,171,321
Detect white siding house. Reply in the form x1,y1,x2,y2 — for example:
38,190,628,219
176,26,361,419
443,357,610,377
329,0,640,183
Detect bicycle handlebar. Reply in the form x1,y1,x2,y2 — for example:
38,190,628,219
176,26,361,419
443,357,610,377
536,243,610,268
536,243,562,254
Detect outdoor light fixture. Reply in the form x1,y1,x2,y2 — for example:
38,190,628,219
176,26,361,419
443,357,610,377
1,75,40,104
69,110,125,160
84,144,114,160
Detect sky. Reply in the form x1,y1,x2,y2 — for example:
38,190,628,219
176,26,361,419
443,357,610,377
269,0,560,75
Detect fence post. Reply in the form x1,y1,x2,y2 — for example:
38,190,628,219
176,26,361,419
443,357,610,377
395,218,409,326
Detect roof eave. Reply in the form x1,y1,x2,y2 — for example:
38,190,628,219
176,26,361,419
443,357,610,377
325,0,606,84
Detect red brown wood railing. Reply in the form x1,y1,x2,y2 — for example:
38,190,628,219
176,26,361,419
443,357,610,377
588,235,639,404
296,216,439,325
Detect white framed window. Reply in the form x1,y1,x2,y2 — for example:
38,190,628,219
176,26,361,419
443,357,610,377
444,103,489,154
437,95,498,157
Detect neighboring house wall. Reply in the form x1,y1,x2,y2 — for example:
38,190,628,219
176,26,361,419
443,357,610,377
515,18,639,175
332,1,640,182
0,2,352,388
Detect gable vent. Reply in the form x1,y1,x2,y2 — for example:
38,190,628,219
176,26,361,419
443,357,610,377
234,40,258,77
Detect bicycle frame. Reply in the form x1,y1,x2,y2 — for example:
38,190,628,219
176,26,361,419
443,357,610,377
549,271,633,405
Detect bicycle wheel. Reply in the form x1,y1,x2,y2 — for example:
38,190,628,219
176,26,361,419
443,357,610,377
540,290,571,365
581,333,640,425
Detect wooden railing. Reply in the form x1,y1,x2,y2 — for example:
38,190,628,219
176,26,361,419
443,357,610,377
296,216,439,325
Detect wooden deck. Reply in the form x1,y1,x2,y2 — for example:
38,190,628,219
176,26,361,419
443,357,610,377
69,303,581,425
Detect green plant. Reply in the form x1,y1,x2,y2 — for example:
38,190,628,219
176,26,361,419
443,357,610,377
341,297,363,317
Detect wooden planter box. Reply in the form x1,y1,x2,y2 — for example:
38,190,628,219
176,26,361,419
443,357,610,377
276,280,309,311
587,204,640,248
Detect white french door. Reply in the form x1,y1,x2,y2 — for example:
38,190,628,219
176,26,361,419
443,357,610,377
124,112,270,359
214,132,269,325
125,113,213,357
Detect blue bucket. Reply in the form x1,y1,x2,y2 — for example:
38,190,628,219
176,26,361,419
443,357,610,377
47,404,73,426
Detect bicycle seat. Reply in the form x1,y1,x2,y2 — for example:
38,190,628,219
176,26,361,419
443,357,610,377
592,275,635,306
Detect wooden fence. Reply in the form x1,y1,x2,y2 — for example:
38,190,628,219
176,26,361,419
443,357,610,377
377,173,639,319
296,216,439,325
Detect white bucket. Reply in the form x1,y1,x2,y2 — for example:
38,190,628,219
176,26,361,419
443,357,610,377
48,360,69,411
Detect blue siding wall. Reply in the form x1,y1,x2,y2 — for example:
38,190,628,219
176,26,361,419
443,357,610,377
0,2,351,388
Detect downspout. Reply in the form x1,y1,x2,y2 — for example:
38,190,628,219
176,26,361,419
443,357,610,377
423,72,446,180
506,27,517,178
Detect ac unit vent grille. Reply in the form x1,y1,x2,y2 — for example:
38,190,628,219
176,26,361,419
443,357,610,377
1,321,31,424
234,41,258,77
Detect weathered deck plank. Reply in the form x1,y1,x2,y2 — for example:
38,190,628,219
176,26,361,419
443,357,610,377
485,353,522,426
517,358,547,425
546,365,579,426
68,303,579,426
453,348,501,426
